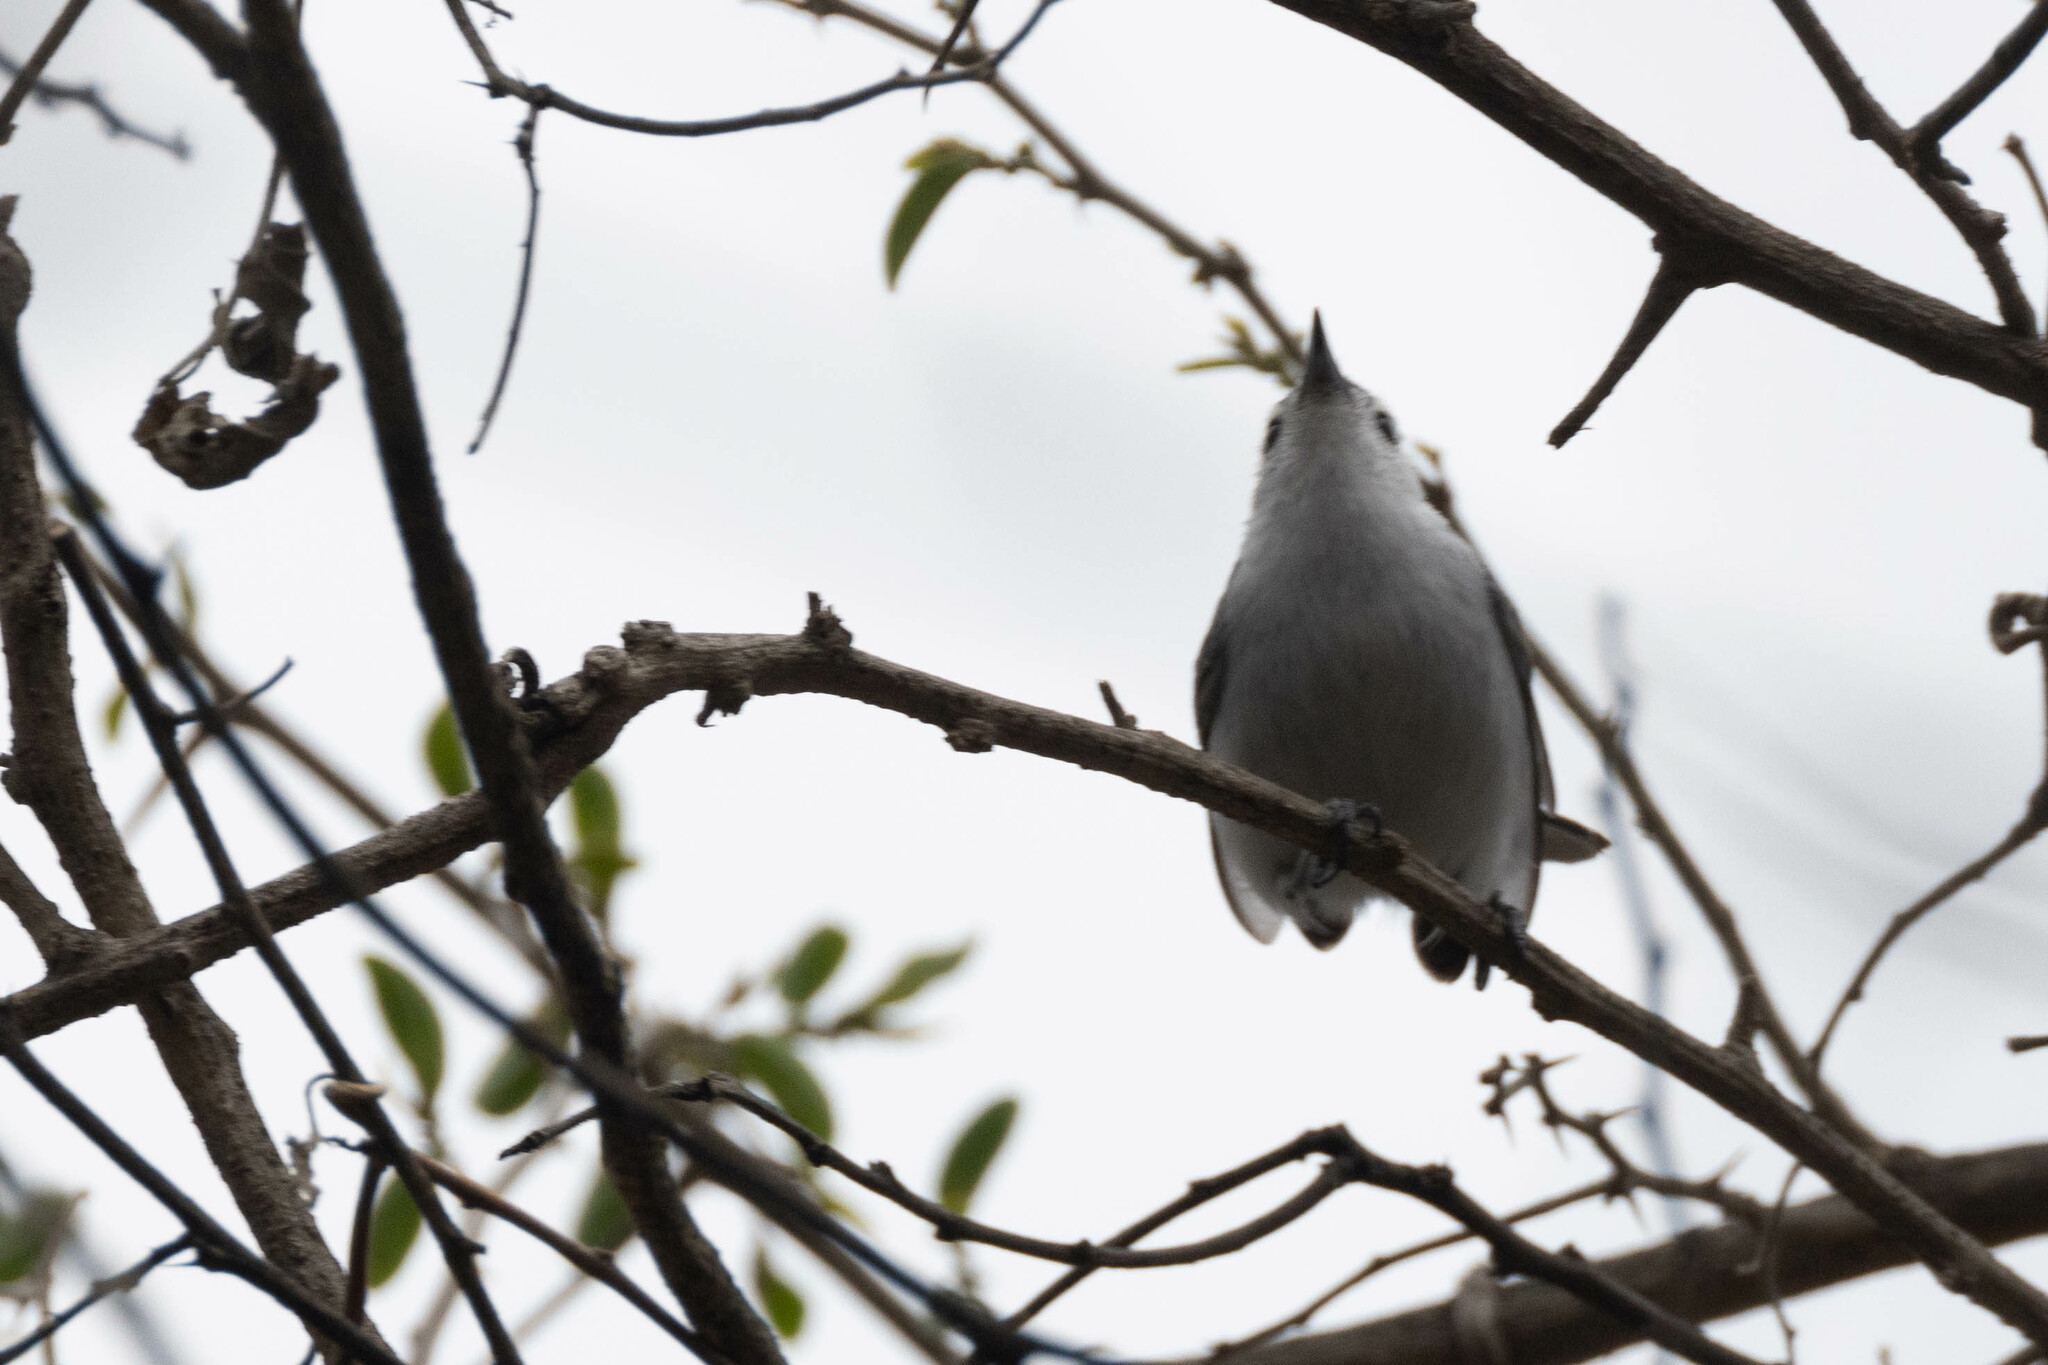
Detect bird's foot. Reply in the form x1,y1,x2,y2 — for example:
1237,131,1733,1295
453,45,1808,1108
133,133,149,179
1473,894,1529,991
1305,798,1382,890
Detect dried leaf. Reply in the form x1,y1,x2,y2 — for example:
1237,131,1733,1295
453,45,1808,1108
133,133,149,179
133,353,341,490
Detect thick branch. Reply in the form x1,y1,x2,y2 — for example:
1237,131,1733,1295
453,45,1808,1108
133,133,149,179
1200,1142,2048,1365
0,202,369,1357
220,4,782,1356
11,610,2047,1338
1258,2,2048,421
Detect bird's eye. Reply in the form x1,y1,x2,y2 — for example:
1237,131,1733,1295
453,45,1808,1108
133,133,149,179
1374,410,1399,445
1263,414,1284,454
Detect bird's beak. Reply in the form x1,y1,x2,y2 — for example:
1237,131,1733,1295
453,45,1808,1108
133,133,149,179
1299,310,1343,391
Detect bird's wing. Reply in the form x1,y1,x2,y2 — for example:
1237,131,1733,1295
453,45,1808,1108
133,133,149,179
1195,606,1229,748
1485,576,1612,864
1484,573,1553,815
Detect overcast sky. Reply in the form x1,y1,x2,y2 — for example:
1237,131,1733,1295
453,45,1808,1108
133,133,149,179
6,0,2048,1361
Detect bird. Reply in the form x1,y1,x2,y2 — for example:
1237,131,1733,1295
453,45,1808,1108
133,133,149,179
1195,313,1604,985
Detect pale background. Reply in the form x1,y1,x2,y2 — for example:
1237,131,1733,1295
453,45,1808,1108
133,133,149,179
3,0,2048,1361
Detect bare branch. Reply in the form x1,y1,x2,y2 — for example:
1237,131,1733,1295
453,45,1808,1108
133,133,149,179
467,105,541,455
55,531,526,1365
0,1038,405,1365
438,0,1059,138
1763,0,2036,334
412,1154,720,1362
1909,6,2048,161
1202,1142,2048,1365
1260,2,2048,430
0,46,189,157
0,0,97,147
0,1234,191,1365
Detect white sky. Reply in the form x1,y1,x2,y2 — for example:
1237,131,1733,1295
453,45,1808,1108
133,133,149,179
5,0,2048,1362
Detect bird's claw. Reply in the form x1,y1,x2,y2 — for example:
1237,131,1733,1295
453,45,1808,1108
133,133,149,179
1472,894,1530,991
1307,798,1382,889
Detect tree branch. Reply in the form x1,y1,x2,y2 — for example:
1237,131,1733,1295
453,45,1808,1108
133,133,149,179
0,1037,404,1365
1196,1142,2048,1365
1764,0,2036,335
0,45,190,157
0,201,371,1359
1258,2,2048,432
0,0,97,147
1908,3,2048,164
54,529,526,1365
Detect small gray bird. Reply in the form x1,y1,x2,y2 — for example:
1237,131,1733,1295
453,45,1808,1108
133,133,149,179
1196,315,1603,985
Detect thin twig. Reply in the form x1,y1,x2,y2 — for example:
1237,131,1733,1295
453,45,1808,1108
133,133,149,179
1766,0,2037,336
1809,816,2045,1071
412,1154,720,1363
440,0,1058,138
0,1234,192,1365
0,0,95,147
0,1038,405,1365
2005,135,2048,331
0,45,187,156
1208,1178,1611,1357
343,1153,383,1327
468,105,541,455
767,0,1303,370
54,533,527,1365
1909,5,2048,159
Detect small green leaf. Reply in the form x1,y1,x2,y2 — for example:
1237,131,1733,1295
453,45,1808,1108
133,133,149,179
168,550,199,635
831,943,970,1031
576,1169,634,1252
776,925,849,1006
423,703,473,797
567,766,637,921
939,1097,1017,1214
730,1035,834,1142
752,1248,806,1339
0,1192,71,1283
365,1175,421,1287
884,141,992,289
365,956,445,1103
474,997,572,1116
570,766,621,850
102,686,129,740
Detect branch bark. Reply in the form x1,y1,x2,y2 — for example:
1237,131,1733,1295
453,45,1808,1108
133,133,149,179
1199,1142,2048,1365
1258,1,2048,430
0,201,374,1361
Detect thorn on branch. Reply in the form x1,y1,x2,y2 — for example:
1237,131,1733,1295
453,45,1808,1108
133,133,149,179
803,591,853,651
1097,680,1138,729
1550,252,1713,447
2008,1034,2048,1054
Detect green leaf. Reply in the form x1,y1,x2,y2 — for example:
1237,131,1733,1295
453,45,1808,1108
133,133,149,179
364,1175,421,1287
884,141,992,289
474,997,572,1116
831,943,970,1031
568,766,637,921
423,703,473,797
365,956,445,1103
730,1035,834,1141
0,1192,71,1283
570,766,621,851
775,925,849,1006
752,1248,806,1339
102,685,129,740
939,1097,1017,1214
576,1169,634,1252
